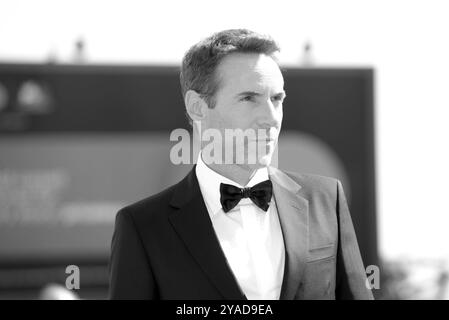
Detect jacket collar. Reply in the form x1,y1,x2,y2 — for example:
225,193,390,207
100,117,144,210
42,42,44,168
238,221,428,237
268,166,309,300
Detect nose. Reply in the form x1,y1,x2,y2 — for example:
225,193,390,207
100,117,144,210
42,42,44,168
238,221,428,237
258,99,282,129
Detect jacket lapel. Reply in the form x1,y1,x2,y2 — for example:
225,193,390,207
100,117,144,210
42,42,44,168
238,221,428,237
168,167,246,299
269,167,309,300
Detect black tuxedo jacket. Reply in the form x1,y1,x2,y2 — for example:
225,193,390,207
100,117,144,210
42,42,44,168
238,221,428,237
109,166,373,299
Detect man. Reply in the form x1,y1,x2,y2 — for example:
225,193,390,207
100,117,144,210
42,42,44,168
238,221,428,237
109,29,373,300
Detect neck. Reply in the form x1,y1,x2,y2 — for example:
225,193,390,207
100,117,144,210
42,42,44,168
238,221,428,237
203,158,258,186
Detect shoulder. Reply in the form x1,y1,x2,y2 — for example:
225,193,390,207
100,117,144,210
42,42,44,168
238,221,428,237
280,170,342,201
115,181,179,227
278,171,346,230
284,170,339,190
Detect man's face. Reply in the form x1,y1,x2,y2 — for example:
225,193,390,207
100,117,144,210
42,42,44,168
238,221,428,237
202,52,285,169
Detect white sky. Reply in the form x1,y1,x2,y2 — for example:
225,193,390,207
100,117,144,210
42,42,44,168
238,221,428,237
1,0,449,262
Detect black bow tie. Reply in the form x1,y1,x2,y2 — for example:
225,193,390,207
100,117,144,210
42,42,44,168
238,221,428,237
220,180,273,213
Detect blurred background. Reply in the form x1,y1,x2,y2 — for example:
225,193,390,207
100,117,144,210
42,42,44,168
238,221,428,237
0,0,448,300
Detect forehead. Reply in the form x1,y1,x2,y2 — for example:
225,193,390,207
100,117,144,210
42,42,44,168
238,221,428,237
215,53,284,93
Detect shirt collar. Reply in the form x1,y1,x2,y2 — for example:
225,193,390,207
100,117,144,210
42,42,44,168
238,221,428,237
195,151,269,216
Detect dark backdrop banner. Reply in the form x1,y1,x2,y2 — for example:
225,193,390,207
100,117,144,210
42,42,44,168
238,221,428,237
0,64,377,299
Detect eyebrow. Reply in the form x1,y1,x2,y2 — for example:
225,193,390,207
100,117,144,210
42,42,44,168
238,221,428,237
236,91,262,98
236,91,286,98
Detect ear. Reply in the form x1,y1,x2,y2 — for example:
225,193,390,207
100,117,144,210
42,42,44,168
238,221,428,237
185,90,208,123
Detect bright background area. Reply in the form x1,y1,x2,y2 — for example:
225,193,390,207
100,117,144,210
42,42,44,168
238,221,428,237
1,0,448,264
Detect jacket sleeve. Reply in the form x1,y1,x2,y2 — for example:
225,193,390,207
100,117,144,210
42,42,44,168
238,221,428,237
335,180,374,300
108,209,157,299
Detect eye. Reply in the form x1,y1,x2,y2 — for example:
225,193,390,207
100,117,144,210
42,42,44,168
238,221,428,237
271,94,285,102
241,95,255,102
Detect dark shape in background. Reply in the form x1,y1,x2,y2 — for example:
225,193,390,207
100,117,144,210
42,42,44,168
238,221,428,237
0,64,377,299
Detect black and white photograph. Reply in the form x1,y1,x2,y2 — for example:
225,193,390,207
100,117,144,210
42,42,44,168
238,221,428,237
0,0,448,305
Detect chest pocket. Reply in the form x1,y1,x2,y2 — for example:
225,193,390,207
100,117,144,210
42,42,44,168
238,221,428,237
307,243,335,263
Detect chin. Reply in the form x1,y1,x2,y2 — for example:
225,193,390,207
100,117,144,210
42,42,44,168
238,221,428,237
256,154,273,167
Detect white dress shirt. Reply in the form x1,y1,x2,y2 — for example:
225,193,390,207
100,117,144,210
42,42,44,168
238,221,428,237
195,153,285,300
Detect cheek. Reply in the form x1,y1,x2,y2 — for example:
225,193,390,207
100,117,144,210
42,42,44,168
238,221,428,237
221,108,253,128
206,109,228,128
